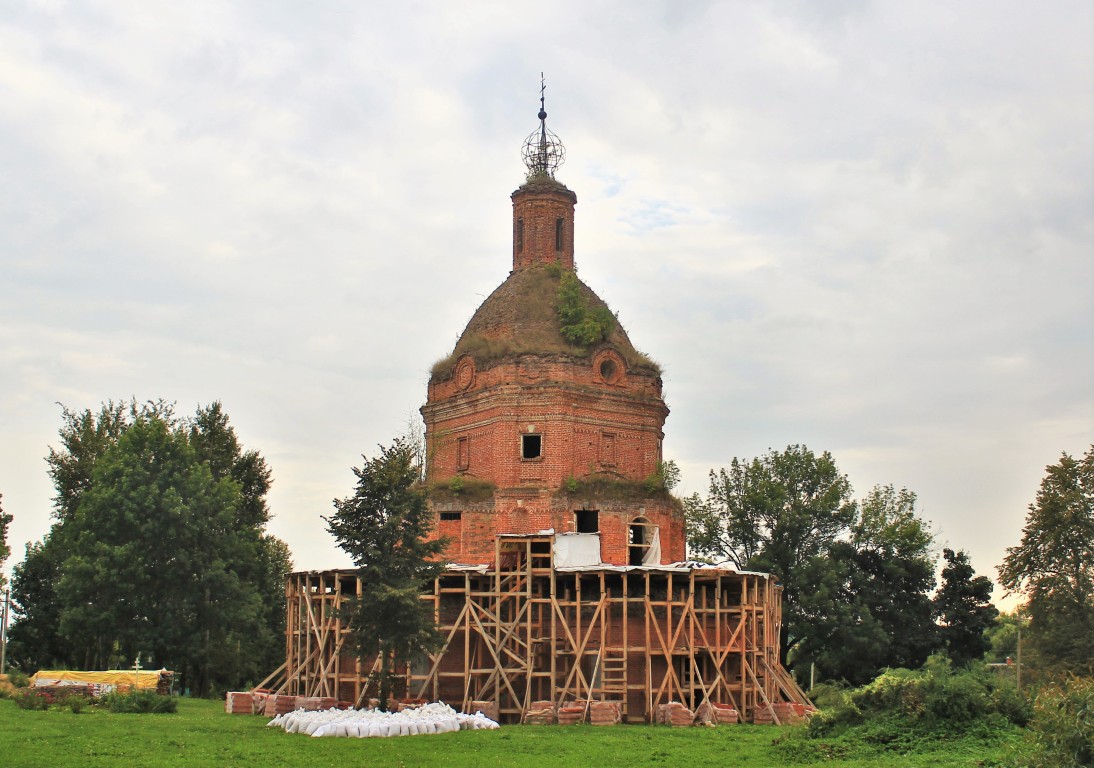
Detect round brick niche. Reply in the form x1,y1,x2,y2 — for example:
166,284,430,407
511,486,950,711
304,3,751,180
455,356,476,391
593,349,626,386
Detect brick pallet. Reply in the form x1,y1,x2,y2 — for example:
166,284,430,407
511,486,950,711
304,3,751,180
225,691,253,714
523,700,556,725
556,705,586,725
588,701,622,726
657,702,694,727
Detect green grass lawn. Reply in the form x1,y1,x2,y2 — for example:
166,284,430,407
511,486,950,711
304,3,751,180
0,698,1019,768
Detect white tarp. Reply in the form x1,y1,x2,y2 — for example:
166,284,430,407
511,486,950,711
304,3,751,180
641,527,661,565
553,532,601,567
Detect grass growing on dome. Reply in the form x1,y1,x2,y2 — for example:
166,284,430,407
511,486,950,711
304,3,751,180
425,475,496,502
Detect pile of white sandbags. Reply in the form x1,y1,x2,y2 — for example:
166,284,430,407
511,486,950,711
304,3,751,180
267,701,500,738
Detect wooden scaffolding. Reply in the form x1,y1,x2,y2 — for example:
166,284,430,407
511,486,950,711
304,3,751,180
272,534,809,723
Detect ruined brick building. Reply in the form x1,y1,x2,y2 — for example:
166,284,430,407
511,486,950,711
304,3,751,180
421,99,683,568
273,98,810,723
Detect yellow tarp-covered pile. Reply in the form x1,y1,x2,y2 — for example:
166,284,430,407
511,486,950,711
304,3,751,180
29,670,170,695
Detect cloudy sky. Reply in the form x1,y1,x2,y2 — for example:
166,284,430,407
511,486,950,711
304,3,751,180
2,1,1091,603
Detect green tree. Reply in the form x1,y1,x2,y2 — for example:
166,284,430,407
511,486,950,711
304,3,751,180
998,446,1094,675
6,535,69,670
46,401,157,523
6,401,144,671
8,400,290,692
811,485,937,684
984,609,1025,664
56,414,261,690
325,438,448,709
686,445,857,669
933,548,998,666
687,451,943,683
187,402,289,678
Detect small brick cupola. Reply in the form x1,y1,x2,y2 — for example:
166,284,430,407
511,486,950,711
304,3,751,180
511,180,576,271
422,93,684,567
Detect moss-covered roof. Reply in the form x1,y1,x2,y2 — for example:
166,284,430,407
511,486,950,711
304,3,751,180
431,265,660,380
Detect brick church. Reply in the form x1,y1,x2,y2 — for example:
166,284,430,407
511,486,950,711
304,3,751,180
273,97,809,723
421,96,685,568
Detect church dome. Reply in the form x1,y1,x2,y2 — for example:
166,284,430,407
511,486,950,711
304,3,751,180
431,264,659,381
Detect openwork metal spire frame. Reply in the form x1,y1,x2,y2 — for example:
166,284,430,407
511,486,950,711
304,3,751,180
521,73,566,179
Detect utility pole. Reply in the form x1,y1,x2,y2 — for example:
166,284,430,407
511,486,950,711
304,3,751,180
1,587,10,675
1016,626,1022,691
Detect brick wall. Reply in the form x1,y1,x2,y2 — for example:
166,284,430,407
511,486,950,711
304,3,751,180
429,491,685,565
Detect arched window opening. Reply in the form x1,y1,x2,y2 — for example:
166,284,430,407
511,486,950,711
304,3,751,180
629,517,660,566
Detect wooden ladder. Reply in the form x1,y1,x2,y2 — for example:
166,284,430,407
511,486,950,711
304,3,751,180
598,648,628,696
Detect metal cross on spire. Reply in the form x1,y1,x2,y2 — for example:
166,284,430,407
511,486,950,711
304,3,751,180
522,72,566,179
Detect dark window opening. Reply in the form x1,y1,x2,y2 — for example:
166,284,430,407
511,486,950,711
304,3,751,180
599,358,618,382
555,217,564,251
440,511,462,521
516,217,524,252
575,509,599,533
521,434,542,460
456,436,469,471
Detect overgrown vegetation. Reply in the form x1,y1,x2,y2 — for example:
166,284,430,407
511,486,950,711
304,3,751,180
9,686,176,714
425,476,497,503
1011,676,1094,768
556,269,616,346
100,689,178,714
558,468,680,501
777,661,1029,762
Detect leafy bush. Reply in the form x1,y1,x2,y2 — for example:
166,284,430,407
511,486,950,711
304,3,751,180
1013,677,1094,768
101,689,178,714
557,270,615,346
11,688,51,710
807,663,1030,747
806,681,850,710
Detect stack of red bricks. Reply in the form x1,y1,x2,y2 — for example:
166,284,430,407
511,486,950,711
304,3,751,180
588,701,622,726
712,702,740,724
523,700,556,725
295,696,337,711
657,702,694,727
556,702,587,725
225,691,253,714
752,704,776,724
262,694,299,716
